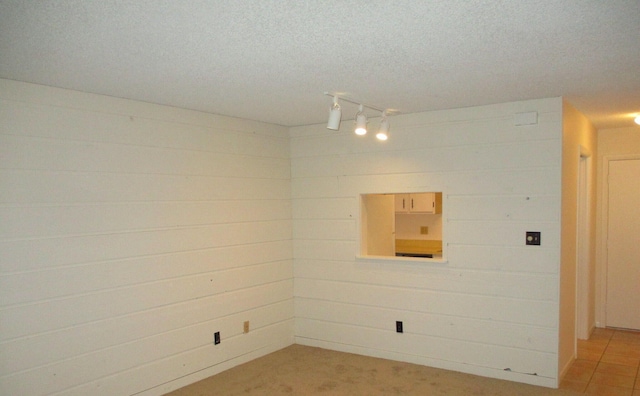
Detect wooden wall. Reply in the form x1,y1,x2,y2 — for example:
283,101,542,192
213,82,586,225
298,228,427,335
0,79,567,392
0,79,294,395
290,98,563,387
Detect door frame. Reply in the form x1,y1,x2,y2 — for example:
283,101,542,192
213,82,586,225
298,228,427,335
576,146,592,339
597,154,640,327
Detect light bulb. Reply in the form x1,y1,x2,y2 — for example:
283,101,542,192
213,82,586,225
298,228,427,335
376,112,389,141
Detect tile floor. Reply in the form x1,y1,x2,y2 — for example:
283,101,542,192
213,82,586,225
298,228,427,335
560,328,640,395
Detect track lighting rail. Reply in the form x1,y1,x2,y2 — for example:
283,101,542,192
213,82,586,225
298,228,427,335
324,91,396,140
323,92,386,113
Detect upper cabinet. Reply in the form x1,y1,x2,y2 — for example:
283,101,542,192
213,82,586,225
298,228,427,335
395,193,442,214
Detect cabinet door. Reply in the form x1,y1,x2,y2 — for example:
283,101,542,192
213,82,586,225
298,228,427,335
409,193,436,213
394,194,410,213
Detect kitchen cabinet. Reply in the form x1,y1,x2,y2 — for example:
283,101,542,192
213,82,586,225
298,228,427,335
395,193,441,214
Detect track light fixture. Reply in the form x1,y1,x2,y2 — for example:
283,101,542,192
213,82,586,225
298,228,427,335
327,96,341,130
376,111,389,141
355,105,367,136
324,92,396,141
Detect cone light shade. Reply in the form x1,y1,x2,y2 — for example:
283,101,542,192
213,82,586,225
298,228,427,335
327,96,341,130
376,113,389,141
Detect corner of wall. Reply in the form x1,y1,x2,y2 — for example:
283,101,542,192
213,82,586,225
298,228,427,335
558,100,597,379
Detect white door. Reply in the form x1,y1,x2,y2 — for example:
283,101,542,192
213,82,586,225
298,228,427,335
362,194,395,256
606,159,640,330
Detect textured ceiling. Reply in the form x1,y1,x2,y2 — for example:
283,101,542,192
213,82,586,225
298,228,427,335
1,1,639,129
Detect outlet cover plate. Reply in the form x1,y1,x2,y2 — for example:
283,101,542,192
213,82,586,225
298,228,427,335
526,231,541,246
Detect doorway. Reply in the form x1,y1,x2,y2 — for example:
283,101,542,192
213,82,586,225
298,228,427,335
604,157,640,330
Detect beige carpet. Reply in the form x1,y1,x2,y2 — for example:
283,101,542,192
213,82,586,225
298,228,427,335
165,345,581,395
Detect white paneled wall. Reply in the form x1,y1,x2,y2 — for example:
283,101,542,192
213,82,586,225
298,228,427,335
0,79,565,393
290,98,563,387
0,80,294,395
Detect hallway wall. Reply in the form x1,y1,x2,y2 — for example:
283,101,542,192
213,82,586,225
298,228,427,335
595,125,640,328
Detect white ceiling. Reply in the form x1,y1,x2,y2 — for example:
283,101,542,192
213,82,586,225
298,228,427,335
1,1,639,129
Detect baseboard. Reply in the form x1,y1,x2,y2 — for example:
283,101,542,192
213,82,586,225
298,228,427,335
295,337,557,389
558,355,575,385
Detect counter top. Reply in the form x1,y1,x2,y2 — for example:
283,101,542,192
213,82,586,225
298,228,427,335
395,239,442,255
